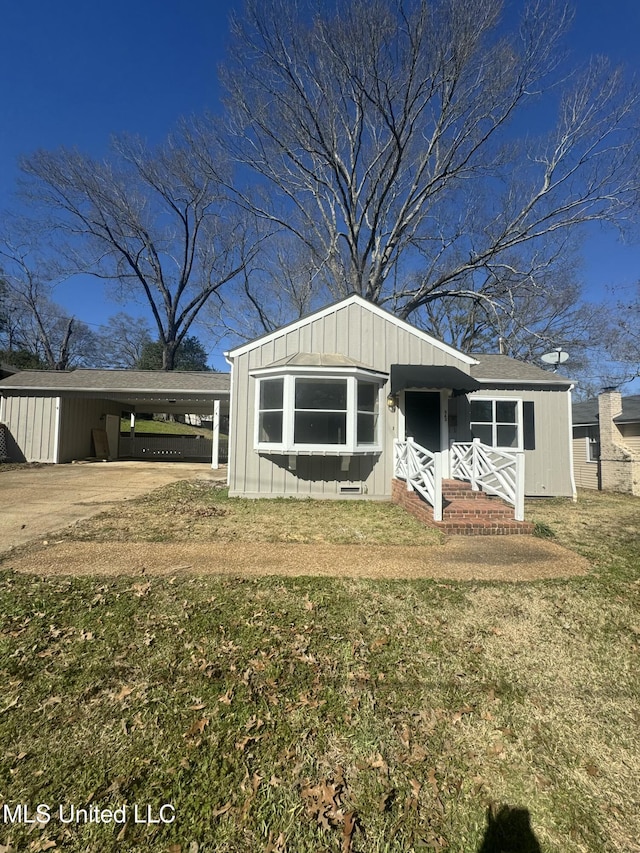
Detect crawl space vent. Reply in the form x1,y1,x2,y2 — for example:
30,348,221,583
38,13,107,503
338,484,363,495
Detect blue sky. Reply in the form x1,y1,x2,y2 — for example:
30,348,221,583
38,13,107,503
1,0,639,369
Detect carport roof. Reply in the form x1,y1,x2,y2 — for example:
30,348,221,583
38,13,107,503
0,368,230,395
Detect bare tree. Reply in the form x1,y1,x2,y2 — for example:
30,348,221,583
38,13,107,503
21,121,256,369
202,232,323,343
219,0,640,338
0,238,97,370
95,313,153,369
603,282,640,384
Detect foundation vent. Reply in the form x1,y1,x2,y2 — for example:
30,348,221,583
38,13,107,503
338,484,363,495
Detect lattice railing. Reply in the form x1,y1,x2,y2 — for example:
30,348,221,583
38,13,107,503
450,440,524,521
394,438,443,521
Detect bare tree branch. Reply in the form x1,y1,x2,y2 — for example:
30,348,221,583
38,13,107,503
218,0,640,346
20,121,257,369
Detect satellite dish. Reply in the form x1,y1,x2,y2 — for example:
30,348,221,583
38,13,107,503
541,348,569,370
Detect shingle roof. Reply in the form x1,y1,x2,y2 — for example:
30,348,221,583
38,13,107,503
0,368,230,394
573,394,640,425
469,354,572,386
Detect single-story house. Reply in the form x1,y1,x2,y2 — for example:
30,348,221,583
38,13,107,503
0,369,229,467
225,294,576,522
573,390,640,495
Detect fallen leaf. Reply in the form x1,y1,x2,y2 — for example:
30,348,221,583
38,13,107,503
377,789,395,812
342,810,356,853
184,717,209,738
426,768,439,795
115,686,134,702
218,688,234,705
264,831,286,853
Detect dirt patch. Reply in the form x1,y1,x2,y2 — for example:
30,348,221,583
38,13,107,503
1,536,590,581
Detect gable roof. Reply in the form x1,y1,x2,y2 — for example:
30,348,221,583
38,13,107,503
225,293,478,366
573,394,640,426
0,368,230,395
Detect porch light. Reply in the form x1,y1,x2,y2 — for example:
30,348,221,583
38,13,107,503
386,392,398,412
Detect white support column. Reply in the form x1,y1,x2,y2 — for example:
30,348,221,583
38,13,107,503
440,389,450,478
53,397,61,464
515,452,525,521
211,399,220,469
433,451,443,521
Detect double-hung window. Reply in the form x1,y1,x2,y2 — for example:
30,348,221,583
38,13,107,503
254,371,383,453
470,398,523,450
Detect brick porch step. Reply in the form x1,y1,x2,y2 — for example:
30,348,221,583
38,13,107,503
391,478,534,536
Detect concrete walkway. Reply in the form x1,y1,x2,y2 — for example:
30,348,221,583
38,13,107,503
0,461,226,553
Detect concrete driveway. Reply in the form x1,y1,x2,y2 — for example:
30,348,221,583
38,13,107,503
0,461,226,554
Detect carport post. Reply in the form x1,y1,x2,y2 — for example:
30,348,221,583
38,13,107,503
211,399,220,469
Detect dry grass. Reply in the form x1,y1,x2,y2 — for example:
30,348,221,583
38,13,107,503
53,480,443,546
0,485,638,852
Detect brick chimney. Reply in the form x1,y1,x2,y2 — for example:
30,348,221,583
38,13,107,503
598,390,633,493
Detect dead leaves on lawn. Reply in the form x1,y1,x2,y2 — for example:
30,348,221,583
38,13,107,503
301,767,357,852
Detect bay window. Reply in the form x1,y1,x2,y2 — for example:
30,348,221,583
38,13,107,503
254,371,383,453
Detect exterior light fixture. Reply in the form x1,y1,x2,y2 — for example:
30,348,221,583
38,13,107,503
386,392,398,412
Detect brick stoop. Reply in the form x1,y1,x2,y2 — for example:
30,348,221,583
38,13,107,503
391,478,534,535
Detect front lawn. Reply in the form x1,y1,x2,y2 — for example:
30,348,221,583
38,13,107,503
0,488,638,853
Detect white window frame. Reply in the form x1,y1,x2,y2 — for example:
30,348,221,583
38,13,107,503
469,396,523,451
586,429,600,463
253,368,384,454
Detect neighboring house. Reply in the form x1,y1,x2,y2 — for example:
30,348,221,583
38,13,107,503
573,391,640,495
0,369,229,467
225,295,575,523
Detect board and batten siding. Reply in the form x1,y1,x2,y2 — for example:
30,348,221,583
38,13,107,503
229,301,472,498
0,394,59,462
58,397,122,463
455,387,574,497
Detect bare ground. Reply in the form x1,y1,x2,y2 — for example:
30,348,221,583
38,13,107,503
1,536,590,581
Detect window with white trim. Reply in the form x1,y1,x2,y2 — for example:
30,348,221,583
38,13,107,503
470,398,522,450
254,373,382,453
586,428,600,462
258,378,284,443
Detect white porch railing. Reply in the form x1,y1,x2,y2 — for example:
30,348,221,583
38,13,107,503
393,438,443,521
394,438,525,522
450,440,525,521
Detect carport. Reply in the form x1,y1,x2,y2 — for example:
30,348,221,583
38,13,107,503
0,369,230,467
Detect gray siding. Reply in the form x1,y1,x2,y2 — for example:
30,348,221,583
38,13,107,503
229,301,475,499
58,397,122,463
455,388,574,497
1,394,58,462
